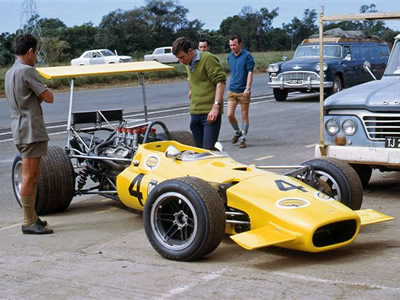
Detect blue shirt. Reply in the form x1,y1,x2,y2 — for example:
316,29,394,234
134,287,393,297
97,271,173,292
227,48,255,93
190,50,201,72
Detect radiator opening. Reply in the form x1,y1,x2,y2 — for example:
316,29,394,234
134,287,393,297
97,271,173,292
313,220,357,247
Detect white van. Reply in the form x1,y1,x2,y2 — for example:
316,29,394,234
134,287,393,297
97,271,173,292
144,47,178,63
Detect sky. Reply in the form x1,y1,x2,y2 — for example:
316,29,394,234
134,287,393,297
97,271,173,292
0,0,400,34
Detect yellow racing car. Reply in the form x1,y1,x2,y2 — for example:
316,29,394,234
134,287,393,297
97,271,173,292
11,63,393,261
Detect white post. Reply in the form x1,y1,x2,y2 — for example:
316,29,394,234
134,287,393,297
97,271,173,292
66,78,74,150
319,6,326,156
139,73,148,122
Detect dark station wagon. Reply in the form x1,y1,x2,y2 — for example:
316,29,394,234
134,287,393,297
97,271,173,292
267,29,390,101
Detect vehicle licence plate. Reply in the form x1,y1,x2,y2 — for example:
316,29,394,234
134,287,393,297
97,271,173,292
385,137,400,148
289,79,302,84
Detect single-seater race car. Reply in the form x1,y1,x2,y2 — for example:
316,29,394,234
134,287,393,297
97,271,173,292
11,63,394,261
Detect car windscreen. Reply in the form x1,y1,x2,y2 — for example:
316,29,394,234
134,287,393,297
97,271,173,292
293,45,342,59
384,41,400,76
101,50,116,57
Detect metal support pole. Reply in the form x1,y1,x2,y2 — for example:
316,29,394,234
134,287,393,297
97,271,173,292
66,78,74,150
319,6,327,156
139,73,148,122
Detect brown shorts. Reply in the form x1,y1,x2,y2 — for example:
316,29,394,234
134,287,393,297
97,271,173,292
227,91,250,104
16,141,48,159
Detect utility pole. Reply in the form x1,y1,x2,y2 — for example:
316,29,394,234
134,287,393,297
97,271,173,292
20,0,46,64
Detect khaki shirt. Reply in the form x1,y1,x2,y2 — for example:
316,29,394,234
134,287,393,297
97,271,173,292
5,59,49,144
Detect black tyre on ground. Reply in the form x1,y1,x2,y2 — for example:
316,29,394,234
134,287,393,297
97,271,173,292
12,155,24,208
326,75,343,97
302,157,363,210
167,131,196,146
350,164,372,188
143,177,226,261
12,145,75,215
273,88,288,101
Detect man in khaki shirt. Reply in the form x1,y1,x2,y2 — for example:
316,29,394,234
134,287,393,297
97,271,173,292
5,34,54,234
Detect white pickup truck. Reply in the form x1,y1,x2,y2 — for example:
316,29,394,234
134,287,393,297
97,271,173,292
144,47,178,63
315,34,400,186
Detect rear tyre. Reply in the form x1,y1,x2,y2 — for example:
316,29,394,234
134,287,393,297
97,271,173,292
36,145,75,214
350,164,372,188
326,75,342,97
11,154,23,208
302,157,363,210
273,89,288,101
168,131,196,146
143,177,226,261
11,146,75,214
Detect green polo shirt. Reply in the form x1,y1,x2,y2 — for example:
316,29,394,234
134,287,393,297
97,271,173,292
187,52,226,114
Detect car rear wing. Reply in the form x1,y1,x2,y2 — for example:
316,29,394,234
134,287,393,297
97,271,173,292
36,61,172,79
36,61,174,150
317,9,400,156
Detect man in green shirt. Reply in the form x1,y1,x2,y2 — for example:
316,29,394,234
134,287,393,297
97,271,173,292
172,37,226,149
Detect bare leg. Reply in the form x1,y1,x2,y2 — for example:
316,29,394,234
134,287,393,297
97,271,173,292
21,157,41,226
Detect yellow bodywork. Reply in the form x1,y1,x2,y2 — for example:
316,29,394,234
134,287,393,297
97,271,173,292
116,141,394,253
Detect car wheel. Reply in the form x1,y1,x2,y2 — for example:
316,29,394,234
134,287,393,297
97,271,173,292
12,146,75,214
157,131,196,146
143,177,226,261
36,145,75,214
350,164,372,188
12,155,23,208
302,157,363,210
169,131,196,146
273,89,288,101
327,76,342,96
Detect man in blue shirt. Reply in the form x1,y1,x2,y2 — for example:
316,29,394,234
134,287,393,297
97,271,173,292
227,34,254,148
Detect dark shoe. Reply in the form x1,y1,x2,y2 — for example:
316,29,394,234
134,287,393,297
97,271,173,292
38,218,48,227
239,140,247,148
22,220,54,235
232,133,241,144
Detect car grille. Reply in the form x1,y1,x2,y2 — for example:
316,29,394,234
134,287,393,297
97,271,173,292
277,71,319,82
120,58,132,63
363,114,400,141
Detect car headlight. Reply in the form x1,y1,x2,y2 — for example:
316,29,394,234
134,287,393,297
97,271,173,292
267,64,279,73
342,119,357,136
315,63,328,72
325,118,340,135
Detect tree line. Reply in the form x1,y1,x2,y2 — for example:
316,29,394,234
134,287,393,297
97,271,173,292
0,1,399,66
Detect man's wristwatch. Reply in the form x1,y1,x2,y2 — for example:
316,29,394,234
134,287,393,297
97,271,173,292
214,101,221,105
245,88,251,91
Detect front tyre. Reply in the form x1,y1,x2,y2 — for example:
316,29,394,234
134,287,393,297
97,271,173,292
143,177,225,261
273,88,288,101
302,157,363,210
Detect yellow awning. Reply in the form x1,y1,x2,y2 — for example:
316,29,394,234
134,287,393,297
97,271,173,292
36,61,174,79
